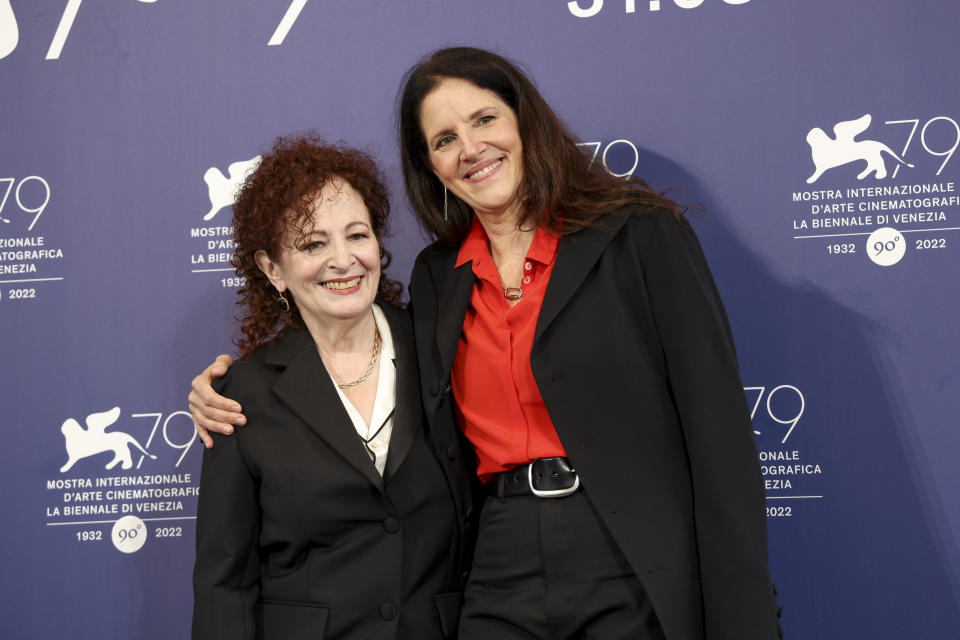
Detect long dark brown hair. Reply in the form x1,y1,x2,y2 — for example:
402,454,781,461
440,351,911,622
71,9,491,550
398,46,686,247
230,134,403,357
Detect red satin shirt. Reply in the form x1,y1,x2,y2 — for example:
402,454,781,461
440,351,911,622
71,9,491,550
451,218,567,483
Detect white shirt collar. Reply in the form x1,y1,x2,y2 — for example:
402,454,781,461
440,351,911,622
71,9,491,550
331,304,396,476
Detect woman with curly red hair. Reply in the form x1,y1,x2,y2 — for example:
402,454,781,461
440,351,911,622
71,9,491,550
191,135,472,640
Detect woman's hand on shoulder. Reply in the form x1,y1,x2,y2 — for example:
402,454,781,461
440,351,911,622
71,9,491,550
189,354,245,448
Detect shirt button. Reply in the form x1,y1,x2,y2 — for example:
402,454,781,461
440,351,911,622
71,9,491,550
522,276,531,285
524,261,532,271
382,517,400,534
380,603,398,620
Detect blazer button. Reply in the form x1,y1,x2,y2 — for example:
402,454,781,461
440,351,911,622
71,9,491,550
431,382,440,395
446,444,457,460
379,603,397,621
382,516,400,534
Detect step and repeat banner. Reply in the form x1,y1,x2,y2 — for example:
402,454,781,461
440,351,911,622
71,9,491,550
2,1,958,637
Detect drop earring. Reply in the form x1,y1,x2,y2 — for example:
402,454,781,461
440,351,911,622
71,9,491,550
443,186,448,222
277,290,290,312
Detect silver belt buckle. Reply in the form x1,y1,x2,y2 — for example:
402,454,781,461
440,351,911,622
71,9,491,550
528,462,580,498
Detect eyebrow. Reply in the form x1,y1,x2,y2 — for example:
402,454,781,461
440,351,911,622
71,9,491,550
427,106,501,142
467,106,498,120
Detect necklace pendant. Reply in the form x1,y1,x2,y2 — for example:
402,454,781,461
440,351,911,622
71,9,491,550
502,286,523,301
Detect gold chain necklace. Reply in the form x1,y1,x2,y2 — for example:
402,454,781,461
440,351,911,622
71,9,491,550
337,325,381,389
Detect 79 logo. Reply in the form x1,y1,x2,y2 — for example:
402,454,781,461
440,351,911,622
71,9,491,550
577,139,642,178
0,0,309,61
129,411,199,468
744,385,804,444
883,116,959,177
0,176,50,230
806,113,960,184
58,406,198,473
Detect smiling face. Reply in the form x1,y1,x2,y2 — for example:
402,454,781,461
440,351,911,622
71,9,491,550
256,179,380,332
419,77,525,224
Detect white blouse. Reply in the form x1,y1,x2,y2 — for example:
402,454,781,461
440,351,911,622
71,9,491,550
331,304,396,476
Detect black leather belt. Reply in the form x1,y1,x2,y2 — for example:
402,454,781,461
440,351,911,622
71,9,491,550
489,457,581,498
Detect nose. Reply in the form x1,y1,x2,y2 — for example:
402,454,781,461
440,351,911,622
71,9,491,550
326,238,355,271
459,130,486,161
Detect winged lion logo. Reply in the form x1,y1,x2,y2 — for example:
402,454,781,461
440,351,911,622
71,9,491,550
805,114,913,184
59,407,156,472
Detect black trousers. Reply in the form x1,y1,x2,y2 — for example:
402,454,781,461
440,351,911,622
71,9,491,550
459,489,665,640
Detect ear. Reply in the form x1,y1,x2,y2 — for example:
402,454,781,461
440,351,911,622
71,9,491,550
255,250,286,292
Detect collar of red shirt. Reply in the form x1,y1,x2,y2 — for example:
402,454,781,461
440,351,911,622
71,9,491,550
454,216,559,278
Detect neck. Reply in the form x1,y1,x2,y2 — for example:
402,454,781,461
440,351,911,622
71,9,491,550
303,310,377,356
475,208,535,267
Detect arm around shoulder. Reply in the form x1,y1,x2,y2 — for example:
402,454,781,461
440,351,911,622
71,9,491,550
189,354,246,448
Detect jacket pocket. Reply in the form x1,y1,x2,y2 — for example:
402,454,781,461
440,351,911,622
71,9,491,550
256,599,328,640
434,592,462,638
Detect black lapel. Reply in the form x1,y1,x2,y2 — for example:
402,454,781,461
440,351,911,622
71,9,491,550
432,252,476,381
380,304,419,481
267,329,384,491
535,210,632,342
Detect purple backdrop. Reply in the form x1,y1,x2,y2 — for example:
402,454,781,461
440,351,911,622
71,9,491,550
2,1,958,637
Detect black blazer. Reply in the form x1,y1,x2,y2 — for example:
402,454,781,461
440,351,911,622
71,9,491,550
192,303,474,640
409,208,781,640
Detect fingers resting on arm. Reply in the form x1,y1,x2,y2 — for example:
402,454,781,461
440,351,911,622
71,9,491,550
189,354,245,449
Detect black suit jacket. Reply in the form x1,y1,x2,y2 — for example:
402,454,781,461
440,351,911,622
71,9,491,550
409,208,781,640
192,303,473,640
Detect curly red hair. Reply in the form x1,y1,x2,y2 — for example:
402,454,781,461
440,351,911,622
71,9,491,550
230,134,403,357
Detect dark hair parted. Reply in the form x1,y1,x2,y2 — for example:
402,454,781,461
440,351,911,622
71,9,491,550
230,134,403,357
398,46,687,247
